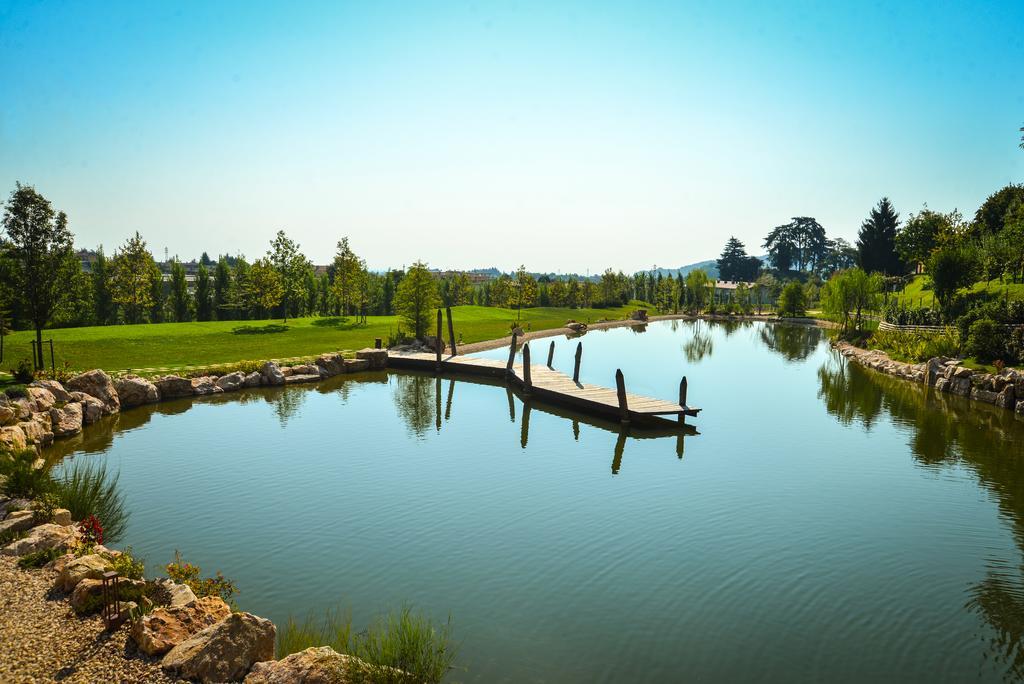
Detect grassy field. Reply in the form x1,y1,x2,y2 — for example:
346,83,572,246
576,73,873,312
0,304,641,376
892,275,1024,308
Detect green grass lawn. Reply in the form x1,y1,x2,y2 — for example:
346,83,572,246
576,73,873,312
892,275,1024,308
0,304,640,376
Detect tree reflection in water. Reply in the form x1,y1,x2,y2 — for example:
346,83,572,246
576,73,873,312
269,386,307,428
682,321,714,363
759,324,822,362
392,373,438,439
817,352,1024,678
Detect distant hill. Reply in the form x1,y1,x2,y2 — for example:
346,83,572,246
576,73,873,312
650,255,770,280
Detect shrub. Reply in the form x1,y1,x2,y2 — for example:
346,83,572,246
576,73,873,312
110,545,145,580
36,361,76,384
51,460,127,544
10,359,34,384
966,318,1007,363
166,551,238,603
0,449,52,499
778,282,807,318
869,327,960,363
17,547,62,569
32,491,60,524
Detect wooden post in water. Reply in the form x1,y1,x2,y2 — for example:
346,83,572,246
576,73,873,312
435,309,443,371
506,333,518,374
505,386,515,422
520,402,531,449
446,307,457,356
547,340,555,368
572,342,582,383
615,369,629,423
445,378,455,421
522,343,532,392
612,428,627,474
679,376,688,407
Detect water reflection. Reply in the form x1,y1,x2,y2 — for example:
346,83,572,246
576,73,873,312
759,324,821,362
682,321,714,363
817,353,1024,678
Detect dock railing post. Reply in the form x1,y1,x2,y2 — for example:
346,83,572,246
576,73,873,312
506,332,518,375
547,340,555,368
573,342,582,383
435,309,443,372
446,306,457,356
615,369,629,423
679,376,688,407
522,343,532,392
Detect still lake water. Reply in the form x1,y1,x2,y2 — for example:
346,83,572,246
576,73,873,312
47,320,1024,682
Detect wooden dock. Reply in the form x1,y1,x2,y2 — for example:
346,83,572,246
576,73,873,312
386,311,700,428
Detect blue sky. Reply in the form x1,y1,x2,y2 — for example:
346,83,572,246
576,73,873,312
1,1,1022,272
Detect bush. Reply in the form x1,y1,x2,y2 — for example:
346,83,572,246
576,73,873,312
17,547,62,569
778,282,807,318
966,318,1008,363
882,302,943,326
110,545,145,580
10,359,34,384
32,491,60,524
0,449,52,499
51,459,128,544
166,550,238,603
869,327,960,363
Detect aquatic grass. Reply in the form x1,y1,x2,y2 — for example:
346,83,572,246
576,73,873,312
277,605,457,683
0,448,53,499
51,459,127,543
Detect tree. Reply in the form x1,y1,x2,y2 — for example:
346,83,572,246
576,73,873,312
394,260,440,339
200,251,213,266
195,263,213,321
978,232,1011,286
820,268,882,333
928,244,977,311
330,237,367,316
92,247,115,325
716,237,760,281
245,258,284,318
232,257,251,319
896,208,949,267
267,230,305,322
818,238,858,277
170,259,190,322
447,273,474,306
510,266,538,319
763,224,795,272
213,257,232,319
0,183,77,369
778,281,807,317
856,197,902,275
684,269,710,312
110,232,156,325
149,260,166,323
1003,200,1024,282
972,184,1024,237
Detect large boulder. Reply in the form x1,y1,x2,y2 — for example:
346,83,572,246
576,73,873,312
66,370,120,415
0,401,14,426
244,646,376,684
130,596,231,656
151,578,198,608
215,372,245,392
10,397,33,421
356,348,388,370
0,510,36,537
32,379,73,403
996,386,1016,410
316,354,345,377
191,376,224,396
115,375,160,408
0,425,27,451
50,402,83,438
25,386,57,413
155,375,195,400
343,359,370,373
243,372,263,388
284,373,320,384
18,418,52,446
55,553,114,592
162,612,276,683
70,577,147,614
288,364,321,377
69,392,105,425
261,362,285,386
1,523,78,556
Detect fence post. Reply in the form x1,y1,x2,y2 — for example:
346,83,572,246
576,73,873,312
522,343,532,392
573,342,582,383
435,309,443,371
547,340,555,368
446,307,457,356
615,369,629,423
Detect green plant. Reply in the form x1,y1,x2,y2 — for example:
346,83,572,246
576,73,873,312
0,449,53,499
11,359,35,384
966,318,1007,363
869,327,960,363
17,547,62,569
277,605,457,684
3,385,27,398
32,491,60,523
778,281,807,318
0,528,28,547
36,361,76,384
109,545,145,580
51,459,127,544
165,550,238,603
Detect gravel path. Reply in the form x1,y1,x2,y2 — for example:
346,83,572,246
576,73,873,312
0,557,179,684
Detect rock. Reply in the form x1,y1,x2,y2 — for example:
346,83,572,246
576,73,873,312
953,366,973,379
162,612,276,683
25,386,57,412
1,523,78,556
52,508,72,526
0,425,27,451
284,374,320,384
971,388,999,405
949,377,972,397
288,364,320,377
32,379,73,403
1017,400,1024,415
215,372,245,392
316,354,345,377
70,577,147,614
10,397,33,421
0,510,36,537
152,578,198,607
996,386,1016,410
155,375,195,399
18,419,52,446
343,359,370,373
66,369,120,414
244,646,378,684
261,362,285,386
115,375,160,408
131,596,232,656
356,348,388,370
55,553,114,592
0,403,14,426
191,377,224,396
0,498,31,520
243,371,263,388
70,392,106,424
280,366,294,377
924,358,945,386
50,402,83,438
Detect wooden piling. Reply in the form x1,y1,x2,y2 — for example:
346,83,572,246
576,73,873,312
446,307,457,356
374,337,382,349
615,369,629,423
612,429,627,474
573,342,582,383
506,333,518,373
679,377,688,407
547,340,555,368
520,402,531,449
435,309,443,371
522,343,532,391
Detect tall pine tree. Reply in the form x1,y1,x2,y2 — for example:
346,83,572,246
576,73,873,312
856,198,902,275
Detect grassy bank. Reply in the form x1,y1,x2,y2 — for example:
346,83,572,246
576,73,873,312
0,305,639,375
892,274,1024,308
